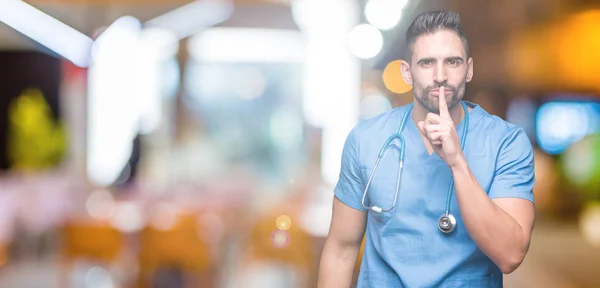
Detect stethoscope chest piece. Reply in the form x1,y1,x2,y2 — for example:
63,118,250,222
437,213,456,233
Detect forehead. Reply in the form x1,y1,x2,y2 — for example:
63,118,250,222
411,30,466,61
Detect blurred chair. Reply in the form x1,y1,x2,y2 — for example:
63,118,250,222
136,213,215,288
236,212,315,288
60,220,125,287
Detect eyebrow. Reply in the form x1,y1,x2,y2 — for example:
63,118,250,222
446,56,464,62
416,56,465,64
416,57,436,65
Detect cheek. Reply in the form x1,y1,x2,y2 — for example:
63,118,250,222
449,73,467,88
411,73,430,89
414,82,428,94
416,69,434,81
449,68,467,80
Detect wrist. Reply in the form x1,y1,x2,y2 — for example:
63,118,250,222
450,153,468,173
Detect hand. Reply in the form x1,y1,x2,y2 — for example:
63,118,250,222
417,86,464,167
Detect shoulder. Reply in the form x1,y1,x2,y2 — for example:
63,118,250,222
351,104,412,138
470,103,533,154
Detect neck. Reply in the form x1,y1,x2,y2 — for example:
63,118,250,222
411,100,465,125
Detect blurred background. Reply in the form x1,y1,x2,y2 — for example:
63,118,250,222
0,0,599,287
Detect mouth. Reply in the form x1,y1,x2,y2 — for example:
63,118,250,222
429,88,452,97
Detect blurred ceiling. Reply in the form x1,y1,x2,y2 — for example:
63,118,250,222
0,0,296,49
1,0,599,94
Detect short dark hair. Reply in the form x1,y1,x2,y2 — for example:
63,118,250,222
404,10,469,63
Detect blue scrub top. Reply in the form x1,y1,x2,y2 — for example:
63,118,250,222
334,102,535,288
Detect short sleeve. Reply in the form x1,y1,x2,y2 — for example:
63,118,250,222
333,127,367,211
488,127,535,203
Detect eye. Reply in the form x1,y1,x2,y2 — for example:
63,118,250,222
447,59,460,67
421,60,433,67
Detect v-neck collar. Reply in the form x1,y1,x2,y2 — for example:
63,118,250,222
406,118,440,175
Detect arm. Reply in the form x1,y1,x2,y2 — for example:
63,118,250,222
451,159,534,273
318,125,368,287
418,90,535,274
318,197,367,288
451,128,535,274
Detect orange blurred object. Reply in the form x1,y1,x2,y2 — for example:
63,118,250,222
507,10,600,93
554,10,600,92
137,213,214,288
245,214,314,266
355,235,366,272
237,211,316,288
0,244,7,268
382,60,412,94
60,220,125,287
61,221,124,262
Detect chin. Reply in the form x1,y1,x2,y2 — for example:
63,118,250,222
423,104,440,114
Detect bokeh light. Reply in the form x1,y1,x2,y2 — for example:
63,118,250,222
85,189,116,220
364,0,407,30
276,215,292,231
579,202,600,248
382,60,412,94
270,229,290,249
109,201,145,233
149,202,178,231
348,24,383,59
536,101,600,155
562,134,600,196
84,266,114,288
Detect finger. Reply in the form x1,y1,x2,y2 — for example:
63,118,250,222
425,124,442,134
426,113,442,124
438,86,451,119
427,132,443,145
427,113,456,130
426,122,453,132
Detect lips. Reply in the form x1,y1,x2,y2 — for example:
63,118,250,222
429,88,452,96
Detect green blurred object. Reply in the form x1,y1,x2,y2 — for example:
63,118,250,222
562,133,600,200
6,88,66,172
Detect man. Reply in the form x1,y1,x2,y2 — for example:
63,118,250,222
318,10,535,287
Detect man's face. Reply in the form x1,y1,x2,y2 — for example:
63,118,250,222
401,30,473,114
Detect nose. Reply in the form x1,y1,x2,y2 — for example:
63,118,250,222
433,62,448,83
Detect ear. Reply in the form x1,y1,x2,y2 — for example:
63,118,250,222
400,60,413,86
466,57,474,82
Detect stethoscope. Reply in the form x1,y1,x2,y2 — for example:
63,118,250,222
361,101,469,234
